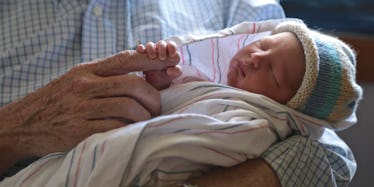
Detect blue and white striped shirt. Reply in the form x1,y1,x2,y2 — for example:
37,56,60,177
0,0,356,186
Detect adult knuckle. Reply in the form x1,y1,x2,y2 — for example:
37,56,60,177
123,98,151,120
70,76,94,93
116,51,131,63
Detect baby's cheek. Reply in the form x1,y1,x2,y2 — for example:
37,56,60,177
227,70,237,87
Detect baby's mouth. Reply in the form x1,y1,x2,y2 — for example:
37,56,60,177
237,60,247,77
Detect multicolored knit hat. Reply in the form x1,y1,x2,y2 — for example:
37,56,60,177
272,20,363,125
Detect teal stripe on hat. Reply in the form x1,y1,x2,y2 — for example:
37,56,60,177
314,54,342,119
300,38,342,120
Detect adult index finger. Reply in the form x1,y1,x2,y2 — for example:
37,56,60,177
92,50,180,77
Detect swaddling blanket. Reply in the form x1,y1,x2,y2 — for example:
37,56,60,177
1,81,323,187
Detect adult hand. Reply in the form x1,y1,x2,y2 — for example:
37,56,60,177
0,50,179,174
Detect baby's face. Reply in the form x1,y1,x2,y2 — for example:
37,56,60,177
227,32,305,104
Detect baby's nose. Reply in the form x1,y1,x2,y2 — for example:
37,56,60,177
248,52,268,69
243,55,260,69
240,60,258,71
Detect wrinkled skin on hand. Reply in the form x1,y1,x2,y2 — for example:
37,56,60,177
0,50,179,169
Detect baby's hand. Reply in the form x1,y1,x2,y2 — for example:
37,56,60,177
136,40,180,61
136,40,182,90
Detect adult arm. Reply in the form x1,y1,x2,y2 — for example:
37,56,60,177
187,158,281,187
0,50,179,176
185,132,356,187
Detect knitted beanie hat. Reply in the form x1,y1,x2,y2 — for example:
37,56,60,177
272,21,363,124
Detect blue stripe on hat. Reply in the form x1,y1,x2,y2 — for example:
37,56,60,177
300,38,342,120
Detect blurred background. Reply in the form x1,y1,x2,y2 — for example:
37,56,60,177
280,1,374,186
281,0,374,34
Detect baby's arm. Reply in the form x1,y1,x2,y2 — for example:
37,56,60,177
136,40,182,90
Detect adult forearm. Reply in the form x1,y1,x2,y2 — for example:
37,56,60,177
0,127,25,176
186,158,281,187
0,95,40,175
0,143,20,176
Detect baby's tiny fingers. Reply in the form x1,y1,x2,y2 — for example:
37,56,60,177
166,41,177,55
145,42,157,59
166,65,182,79
136,44,146,53
156,40,167,60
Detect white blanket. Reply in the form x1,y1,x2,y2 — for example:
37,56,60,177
1,82,328,187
